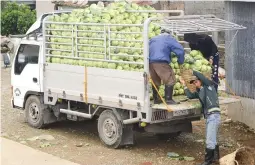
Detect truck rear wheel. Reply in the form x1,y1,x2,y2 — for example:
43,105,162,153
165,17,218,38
98,110,123,149
25,95,45,129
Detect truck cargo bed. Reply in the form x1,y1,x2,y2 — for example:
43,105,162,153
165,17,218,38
44,63,146,111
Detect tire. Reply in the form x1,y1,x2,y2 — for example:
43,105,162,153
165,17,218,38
156,132,181,140
98,110,123,149
25,95,45,129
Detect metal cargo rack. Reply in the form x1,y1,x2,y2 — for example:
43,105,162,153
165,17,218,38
43,10,185,68
156,15,246,34
149,14,246,52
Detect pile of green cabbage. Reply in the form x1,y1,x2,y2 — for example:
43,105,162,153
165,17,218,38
46,1,161,72
45,1,212,97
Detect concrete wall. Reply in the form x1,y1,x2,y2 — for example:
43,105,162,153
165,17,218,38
184,1,225,43
184,1,225,19
36,0,55,18
154,1,225,43
228,97,255,129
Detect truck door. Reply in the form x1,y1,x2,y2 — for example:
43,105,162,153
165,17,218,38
11,44,41,108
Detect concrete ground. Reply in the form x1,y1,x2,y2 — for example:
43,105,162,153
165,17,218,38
1,137,79,165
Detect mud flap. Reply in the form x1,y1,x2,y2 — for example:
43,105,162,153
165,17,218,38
43,107,57,124
112,109,135,146
120,124,134,146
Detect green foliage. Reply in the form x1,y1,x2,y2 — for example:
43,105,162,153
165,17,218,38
1,2,36,35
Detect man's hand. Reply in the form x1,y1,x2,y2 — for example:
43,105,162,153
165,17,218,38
219,73,225,80
179,76,186,86
209,56,213,65
209,59,213,65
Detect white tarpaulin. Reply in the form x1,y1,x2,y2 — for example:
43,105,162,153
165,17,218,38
125,0,158,5
51,0,88,6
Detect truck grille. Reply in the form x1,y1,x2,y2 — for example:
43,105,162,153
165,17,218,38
151,110,168,121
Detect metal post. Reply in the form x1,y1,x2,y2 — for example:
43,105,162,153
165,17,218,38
212,31,219,45
108,26,111,60
143,18,152,120
104,25,107,60
72,24,74,57
75,24,78,57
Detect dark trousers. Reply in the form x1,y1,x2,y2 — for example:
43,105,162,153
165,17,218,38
149,63,176,86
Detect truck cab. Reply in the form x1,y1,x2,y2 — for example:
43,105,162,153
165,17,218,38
11,37,43,109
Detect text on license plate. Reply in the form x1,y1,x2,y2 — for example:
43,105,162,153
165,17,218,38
173,110,189,116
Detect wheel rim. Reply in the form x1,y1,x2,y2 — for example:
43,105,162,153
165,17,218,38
102,118,117,142
28,102,40,123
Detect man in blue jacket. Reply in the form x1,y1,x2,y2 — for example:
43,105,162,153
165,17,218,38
149,31,185,104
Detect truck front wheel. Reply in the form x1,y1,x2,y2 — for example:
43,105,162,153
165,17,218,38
98,110,123,149
25,95,45,129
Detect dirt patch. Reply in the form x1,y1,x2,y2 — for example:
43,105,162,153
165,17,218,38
235,148,255,165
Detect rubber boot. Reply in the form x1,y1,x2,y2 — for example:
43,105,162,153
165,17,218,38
213,145,220,164
152,86,162,104
198,148,214,165
164,85,179,105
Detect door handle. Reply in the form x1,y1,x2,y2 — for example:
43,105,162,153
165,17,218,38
33,77,38,83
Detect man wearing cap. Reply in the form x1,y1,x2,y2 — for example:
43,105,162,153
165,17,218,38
149,30,185,105
180,70,221,165
184,33,220,91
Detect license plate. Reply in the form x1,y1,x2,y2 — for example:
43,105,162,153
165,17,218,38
173,109,189,117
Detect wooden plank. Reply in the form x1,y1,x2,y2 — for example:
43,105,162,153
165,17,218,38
152,97,240,111
152,99,201,111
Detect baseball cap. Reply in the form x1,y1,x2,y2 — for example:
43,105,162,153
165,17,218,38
189,76,198,84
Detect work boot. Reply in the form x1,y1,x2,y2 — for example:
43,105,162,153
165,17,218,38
213,145,220,164
198,148,214,165
152,86,162,104
164,85,179,105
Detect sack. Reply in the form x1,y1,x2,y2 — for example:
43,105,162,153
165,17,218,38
219,147,255,165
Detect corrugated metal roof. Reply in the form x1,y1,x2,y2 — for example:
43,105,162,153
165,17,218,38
225,1,255,99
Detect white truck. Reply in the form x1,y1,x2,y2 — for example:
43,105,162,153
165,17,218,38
11,10,245,148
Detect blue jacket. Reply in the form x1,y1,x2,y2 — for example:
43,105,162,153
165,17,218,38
149,34,185,64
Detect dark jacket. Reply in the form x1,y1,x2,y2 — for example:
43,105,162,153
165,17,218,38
184,70,220,118
149,33,185,64
184,34,219,64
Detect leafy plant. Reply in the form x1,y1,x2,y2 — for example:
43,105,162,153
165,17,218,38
1,2,36,35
